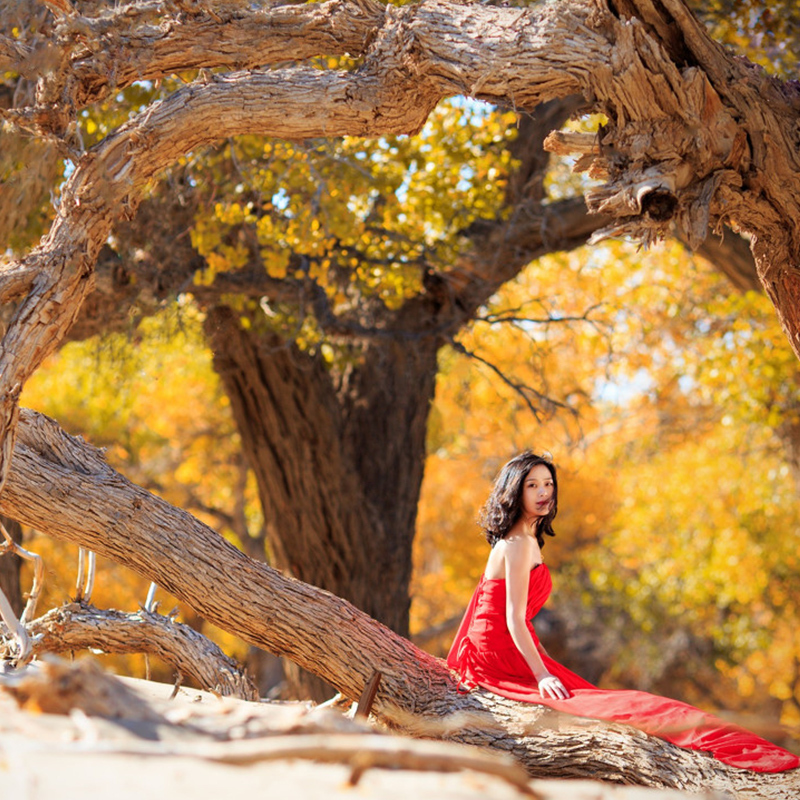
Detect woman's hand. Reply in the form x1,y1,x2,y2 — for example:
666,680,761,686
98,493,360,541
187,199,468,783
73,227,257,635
537,673,570,700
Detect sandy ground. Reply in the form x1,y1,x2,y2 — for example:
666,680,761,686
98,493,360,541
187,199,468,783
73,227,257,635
0,660,714,800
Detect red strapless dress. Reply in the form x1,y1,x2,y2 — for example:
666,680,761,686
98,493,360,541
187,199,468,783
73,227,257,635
447,564,799,772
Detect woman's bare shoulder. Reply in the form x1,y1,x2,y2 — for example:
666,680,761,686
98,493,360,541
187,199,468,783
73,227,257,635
503,531,535,553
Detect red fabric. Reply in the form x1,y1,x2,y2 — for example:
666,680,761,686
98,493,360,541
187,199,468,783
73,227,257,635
447,564,799,772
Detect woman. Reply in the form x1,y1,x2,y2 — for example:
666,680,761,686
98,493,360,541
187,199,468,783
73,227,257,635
447,451,799,772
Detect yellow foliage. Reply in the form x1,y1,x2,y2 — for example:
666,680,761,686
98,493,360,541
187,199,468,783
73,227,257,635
414,234,800,745
18,303,257,676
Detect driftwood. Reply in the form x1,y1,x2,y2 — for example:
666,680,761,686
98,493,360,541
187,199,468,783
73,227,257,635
1,660,529,795
0,409,798,799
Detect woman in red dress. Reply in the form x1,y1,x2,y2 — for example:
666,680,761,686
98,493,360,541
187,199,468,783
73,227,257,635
447,451,799,772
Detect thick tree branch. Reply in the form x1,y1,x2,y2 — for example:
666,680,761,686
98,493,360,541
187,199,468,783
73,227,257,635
1,409,448,709
77,0,385,105
540,1,800,351
16,0,387,118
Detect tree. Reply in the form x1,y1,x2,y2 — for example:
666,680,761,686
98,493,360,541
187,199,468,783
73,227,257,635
2,0,800,792
0,0,776,661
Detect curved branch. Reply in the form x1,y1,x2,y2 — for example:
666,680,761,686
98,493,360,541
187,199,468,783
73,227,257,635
15,602,259,701
37,0,388,114
448,340,576,423
2,408,447,708
0,55,441,494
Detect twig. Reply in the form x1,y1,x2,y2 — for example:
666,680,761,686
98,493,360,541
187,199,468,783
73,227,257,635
355,670,381,719
74,548,96,603
449,340,576,422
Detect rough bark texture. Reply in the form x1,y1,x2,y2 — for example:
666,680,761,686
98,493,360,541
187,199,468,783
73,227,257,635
204,306,427,636
0,410,798,798
2,0,799,386
204,303,434,698
7,602,259,701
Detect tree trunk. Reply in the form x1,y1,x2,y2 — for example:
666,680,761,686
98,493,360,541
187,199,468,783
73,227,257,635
205,305,437,638
0,409,797,799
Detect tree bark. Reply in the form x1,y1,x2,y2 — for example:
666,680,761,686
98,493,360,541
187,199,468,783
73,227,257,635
203,301,441,698
9,602,259,701
205,305,437,639
0,409,797,799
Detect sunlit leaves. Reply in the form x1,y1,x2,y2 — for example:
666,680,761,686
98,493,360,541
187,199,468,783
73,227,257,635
189,101,517,318
689,291,799,430
690,0,800,76
21,306,256,559
587,424,800,725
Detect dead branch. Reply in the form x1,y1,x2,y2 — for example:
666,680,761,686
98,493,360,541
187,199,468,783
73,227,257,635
11,602,259,701
192,732,537,795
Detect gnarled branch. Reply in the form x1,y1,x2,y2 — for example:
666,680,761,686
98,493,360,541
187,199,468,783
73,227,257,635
10,602,259,701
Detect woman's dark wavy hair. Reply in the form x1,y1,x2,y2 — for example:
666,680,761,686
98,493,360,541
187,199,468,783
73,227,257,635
478,451,558,548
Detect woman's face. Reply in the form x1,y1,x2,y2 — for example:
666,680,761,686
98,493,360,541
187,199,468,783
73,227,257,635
521,463,555,518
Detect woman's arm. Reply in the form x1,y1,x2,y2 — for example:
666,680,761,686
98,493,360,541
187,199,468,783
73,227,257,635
504,535,569,700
